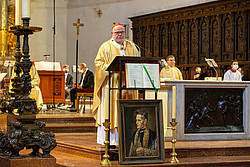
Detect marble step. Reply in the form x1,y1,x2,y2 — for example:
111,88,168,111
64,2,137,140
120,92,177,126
52,149,250,167
43,123,96,133
37,116,96,124
55,140,250,161
54,133,250,162
52,150,102,167
37,115,96,133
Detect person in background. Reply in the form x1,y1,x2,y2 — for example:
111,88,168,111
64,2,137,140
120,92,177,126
238,67,249,81
160,55,183,81
63,64,73,99
223,60,242,81
69,63,94,108
58,64,73,107
93,23,139,146
194,67,207,80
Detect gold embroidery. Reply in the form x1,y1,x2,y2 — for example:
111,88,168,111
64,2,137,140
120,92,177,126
132,127,149,156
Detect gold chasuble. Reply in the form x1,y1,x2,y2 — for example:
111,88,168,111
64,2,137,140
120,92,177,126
93,38,139,145
160,66,183,80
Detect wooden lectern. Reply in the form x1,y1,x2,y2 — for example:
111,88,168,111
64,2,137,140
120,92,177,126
34,61,65,104
107,56,162,98
105,56,162,164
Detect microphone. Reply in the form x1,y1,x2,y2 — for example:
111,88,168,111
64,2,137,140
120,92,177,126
158,59,166,68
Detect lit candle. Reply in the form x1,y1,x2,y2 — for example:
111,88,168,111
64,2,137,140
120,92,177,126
21,0,31,19
15,0,21,25
172,86,176,120
104,85,109,120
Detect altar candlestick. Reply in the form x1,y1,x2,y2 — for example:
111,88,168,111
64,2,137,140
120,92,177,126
22,0,31,19
172,86,176,120
15,0,21,25
105,85,109,120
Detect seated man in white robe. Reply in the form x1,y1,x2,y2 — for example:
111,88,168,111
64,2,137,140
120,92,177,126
223,60,242,81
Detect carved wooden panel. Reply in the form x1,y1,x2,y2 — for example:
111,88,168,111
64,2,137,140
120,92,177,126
169,23,178,61
210,15,221,62
235,12,246,60
152,27,159,57
143,28,151,57
222,14,234,62
248,11,250,60
130,0,250,79
135,30,141,50
199,17,210,64
179,24,186,64
160,24,168,58
189,19,199,64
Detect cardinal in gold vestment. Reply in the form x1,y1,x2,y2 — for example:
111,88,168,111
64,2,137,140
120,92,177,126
93,23,139,145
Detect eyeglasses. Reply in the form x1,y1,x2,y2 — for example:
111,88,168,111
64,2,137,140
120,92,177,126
114,31,125,35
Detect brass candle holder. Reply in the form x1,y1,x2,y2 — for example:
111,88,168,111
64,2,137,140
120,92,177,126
168,121,179,163
101,120,111,166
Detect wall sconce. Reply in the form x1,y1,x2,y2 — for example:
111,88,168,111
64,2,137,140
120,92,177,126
43,54,51,62
94,5,102,18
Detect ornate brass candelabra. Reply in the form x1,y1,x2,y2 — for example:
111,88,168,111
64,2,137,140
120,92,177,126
168,121,179,163
0,18,57,158
100,119,111,166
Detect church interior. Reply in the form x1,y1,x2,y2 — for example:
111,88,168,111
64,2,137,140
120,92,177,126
0,0,250,166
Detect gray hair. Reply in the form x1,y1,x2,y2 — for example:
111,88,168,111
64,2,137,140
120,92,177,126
135,108,148,121
79,63,87,68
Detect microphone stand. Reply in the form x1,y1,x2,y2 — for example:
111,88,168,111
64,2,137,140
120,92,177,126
52,0,56,109
44,0,61,112
205,58,219,80
212,65,218,80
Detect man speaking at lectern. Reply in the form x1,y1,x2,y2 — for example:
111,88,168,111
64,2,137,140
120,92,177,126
93,23,139,146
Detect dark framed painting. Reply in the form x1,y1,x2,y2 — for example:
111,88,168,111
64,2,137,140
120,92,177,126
118,99,164,165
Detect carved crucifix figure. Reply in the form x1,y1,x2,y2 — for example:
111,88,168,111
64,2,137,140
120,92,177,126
73,18,84,40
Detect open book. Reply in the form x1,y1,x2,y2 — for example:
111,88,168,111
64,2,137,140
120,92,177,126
125,63,160,89
34,61,62,71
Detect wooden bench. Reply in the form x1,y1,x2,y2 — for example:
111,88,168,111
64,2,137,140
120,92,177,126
75,89,94,113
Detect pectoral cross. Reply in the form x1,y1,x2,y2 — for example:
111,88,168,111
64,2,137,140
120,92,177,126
73,18,84,40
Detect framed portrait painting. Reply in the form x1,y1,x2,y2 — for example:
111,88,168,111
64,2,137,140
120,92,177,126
118,99,164,164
